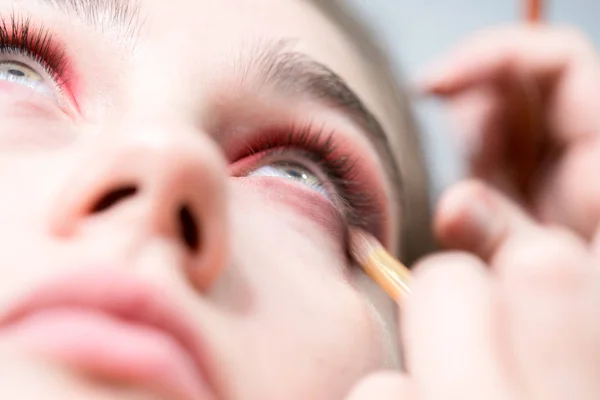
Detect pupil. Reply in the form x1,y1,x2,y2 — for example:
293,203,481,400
8,69,25,77
287,169,303,179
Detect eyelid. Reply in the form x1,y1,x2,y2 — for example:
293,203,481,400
226,122,388,239
0,55,57,94
234,147,343,203
0,15,79,115
0,52,78,115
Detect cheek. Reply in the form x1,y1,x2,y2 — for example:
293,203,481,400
223,182,389,391
0,121,77,151
0,158,49,221
0,151,75,260
0,86,70,122
227,178,350,287
230,177,347,255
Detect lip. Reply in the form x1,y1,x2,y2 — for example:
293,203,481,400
0,269,217,400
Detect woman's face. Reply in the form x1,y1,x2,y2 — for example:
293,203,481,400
0,0,403,399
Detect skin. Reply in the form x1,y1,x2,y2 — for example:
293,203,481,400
348,26,600,400
5,0,599,398
0,0,401,399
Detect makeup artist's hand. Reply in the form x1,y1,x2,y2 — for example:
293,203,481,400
420,25,600,243
345,179,600,400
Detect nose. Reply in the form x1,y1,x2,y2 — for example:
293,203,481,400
50,123,228,290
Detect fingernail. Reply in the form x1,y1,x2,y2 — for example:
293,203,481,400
469,195,494,237
436,182,498,254
466,190,503,256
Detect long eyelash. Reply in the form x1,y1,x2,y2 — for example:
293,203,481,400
0,14,69,89
244,122,381,229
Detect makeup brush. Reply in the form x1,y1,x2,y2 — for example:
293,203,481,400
349,228,411,303
525,0,543,22
350,0,544,303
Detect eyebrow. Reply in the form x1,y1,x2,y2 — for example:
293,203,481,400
242,40,403,200
37,0,143,42
30,0,403,203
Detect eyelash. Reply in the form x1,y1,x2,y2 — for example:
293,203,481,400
0,15,69,91
240,123,379,229
0,15,382,232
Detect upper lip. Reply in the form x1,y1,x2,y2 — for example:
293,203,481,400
0,269,215,396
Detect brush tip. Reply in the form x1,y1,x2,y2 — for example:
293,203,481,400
348,228,380,266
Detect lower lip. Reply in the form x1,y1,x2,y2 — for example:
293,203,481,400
2,308,214,400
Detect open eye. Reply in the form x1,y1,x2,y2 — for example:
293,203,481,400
0,60,53,95
248,161,329,198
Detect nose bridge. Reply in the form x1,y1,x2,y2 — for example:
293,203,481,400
51,119,229,291
117,121,224,195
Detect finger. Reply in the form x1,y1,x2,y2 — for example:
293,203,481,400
345,372,415,400
436,180,600,399
446,86,503,171
474,187,600,400
443,86,536,198
435,178,595,265
403,252,514,400
438,183,600,400
419,25,597,95
499,227,600,400
435,179,536,262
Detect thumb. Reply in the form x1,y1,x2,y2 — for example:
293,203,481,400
345,372,415,400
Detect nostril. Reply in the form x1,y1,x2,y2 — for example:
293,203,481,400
91,185,138,213
178,204,200,252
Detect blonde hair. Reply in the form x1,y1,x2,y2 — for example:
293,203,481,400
311,0,435,264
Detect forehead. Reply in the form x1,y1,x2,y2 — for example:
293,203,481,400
16,0,395,155
136,0,383,115
3,0,402,245
136,0,362,71
10,0,394,157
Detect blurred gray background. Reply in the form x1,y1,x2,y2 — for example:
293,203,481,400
344,0,600,200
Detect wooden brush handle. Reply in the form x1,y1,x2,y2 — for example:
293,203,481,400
526,0,543,22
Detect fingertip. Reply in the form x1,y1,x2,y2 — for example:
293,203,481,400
415,49,475,93
416,24,568,96
416,43,495,95
402,252,499,396
416,68,460,95
434,180,497,254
